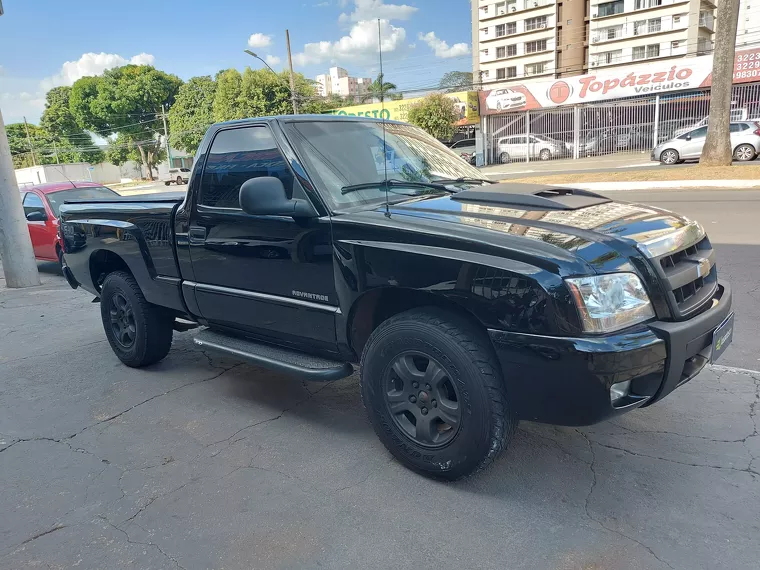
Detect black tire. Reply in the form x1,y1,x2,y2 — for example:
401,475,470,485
56,246,64,274
660,149,679,165
499,152,510,164
733,144,756,162
360,308,517,480
100,271,173,367
469,155,477,166
164,181,171,186
176,176,183,185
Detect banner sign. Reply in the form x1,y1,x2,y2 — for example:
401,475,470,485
479,46,760,114
327,91,480,126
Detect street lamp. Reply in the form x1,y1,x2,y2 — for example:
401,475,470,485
244,50,298,114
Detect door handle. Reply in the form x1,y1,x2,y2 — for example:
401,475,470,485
188,226,207,245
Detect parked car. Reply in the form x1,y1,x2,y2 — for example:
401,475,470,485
19,182,119,266
165,167,191,186
485,88,527,112
496,134,569,163
449,138,477,164
652,121,760,164
673,109,749,137
578,128,618,156
59,115,733,481
615,125,653,150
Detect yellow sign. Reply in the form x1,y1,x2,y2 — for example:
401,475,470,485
327,91,480,126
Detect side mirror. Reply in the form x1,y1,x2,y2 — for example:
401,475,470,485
238,176,316,218
26,211,47,222
685,135,692,141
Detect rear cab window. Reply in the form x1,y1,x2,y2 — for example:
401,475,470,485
199,126,294,209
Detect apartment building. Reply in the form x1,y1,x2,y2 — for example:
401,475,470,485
737,1,760,49
471,0,726,88
315,67,372,98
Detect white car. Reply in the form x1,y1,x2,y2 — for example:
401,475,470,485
485,89,527,112
674,109,749,137
164,167,191,186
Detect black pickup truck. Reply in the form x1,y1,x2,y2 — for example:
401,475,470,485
59,115,734,479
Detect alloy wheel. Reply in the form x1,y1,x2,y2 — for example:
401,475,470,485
735,145,754,161
109,292,136,349
662,150,678,164
383,351,461,448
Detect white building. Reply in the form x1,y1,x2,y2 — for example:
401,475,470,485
737,1,760,49
471,0,728,88
315,67,373,97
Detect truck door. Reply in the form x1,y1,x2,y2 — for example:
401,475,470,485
187,124,338,353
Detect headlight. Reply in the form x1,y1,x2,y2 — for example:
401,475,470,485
565,273,655,333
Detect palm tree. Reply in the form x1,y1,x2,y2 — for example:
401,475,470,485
365,73,397,103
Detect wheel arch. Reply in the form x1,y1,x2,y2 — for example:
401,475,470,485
89,249,133,292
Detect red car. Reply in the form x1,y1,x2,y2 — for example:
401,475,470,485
20,182,119,266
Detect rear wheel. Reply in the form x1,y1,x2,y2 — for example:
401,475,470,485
539,149,552,161
733,144,756,162
164,181,171,186
100,271,173,367
176,176,183,185
360,308,517,480
660,149,679,165
499,152,510,164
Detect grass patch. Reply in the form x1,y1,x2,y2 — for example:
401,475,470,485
505,164,760,185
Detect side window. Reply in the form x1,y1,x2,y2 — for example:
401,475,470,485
23,192,46,217
729,123,747,133
200,126,293,209
689,127,708,139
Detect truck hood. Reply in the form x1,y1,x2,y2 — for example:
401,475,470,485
373,188,698,274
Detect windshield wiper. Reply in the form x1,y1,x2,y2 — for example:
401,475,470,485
432,177,495,185
341,178,454,195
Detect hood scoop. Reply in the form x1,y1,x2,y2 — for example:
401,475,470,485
451,183,611,211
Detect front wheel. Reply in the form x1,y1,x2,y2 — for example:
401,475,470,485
539,149,552,161
100,271,173,367
660,149,679,165
499,152,510,164
734,144,756,162
360,308,517,480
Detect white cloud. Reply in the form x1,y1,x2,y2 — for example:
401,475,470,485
339,0,417,23
314,1,330,5
418,32,470,59
247,33,273,48
0,91,46,123
265,55,282,66
293,19,406,66
41,52,156,89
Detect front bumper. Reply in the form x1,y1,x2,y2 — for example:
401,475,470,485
488,282,732,426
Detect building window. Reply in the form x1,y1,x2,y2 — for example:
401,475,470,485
483,69,490,78
507,44,517,56
481,27,489,36
496,68,506,79
632,46,645,60
482,48,489,56
507,66,517,78
648,18,662,33
634,0,662,8
482,5,488,13
525,62,546,75
496,24,506,37
671,40,680,49
647,44,660,57
496,46,506,58
507,22,517,34
673,15,681,24
495,2,507,15
632,45,659,60
597,1,624,17
600,50,622,64
633,20,646,35
525,16,548,31
525,39,548,53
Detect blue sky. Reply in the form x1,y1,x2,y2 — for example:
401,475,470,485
0,0,473,125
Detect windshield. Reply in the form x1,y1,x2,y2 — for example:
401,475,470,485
282,120,484,210
46,186,119,216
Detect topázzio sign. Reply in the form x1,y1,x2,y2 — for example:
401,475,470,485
480,46,760,115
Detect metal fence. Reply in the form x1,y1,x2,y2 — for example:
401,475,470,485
483,82,760,164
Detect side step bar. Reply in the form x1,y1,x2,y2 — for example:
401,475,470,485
193,329,353,381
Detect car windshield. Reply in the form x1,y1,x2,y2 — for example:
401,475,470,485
282,120,485,210
46,186,119,216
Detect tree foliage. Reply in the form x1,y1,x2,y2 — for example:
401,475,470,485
70,65,182,179
169,76,217,154
438,71,474,93
40,86,103,165
365,73,398,103
406,94,459,140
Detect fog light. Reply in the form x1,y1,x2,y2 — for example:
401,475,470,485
610,380,632,404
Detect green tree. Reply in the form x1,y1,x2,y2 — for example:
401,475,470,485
406,93,459,140
7,123,49,168
40,86,103,164
70,64,182,180
213,69,243,122
169,76,217,154
105,133,165,178
438,71,474,93
365,73,397,103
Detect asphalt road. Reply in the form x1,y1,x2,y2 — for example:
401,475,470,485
1,189,758,570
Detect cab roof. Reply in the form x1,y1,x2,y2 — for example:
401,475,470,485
19,181,106,195
213,113,406,129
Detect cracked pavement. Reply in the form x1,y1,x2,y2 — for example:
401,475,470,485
2,189,760,569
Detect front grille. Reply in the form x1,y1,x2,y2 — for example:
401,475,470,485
656,235,717,318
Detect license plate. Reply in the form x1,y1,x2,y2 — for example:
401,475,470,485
711,312,734,363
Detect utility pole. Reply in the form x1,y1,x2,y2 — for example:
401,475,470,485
0,109,40,287
52,140,60,164
285,29,298,114
23,116,36,166
700,0,741,166
161,103,172,167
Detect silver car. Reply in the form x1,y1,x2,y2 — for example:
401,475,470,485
496,134,569,163
652,122,760,165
